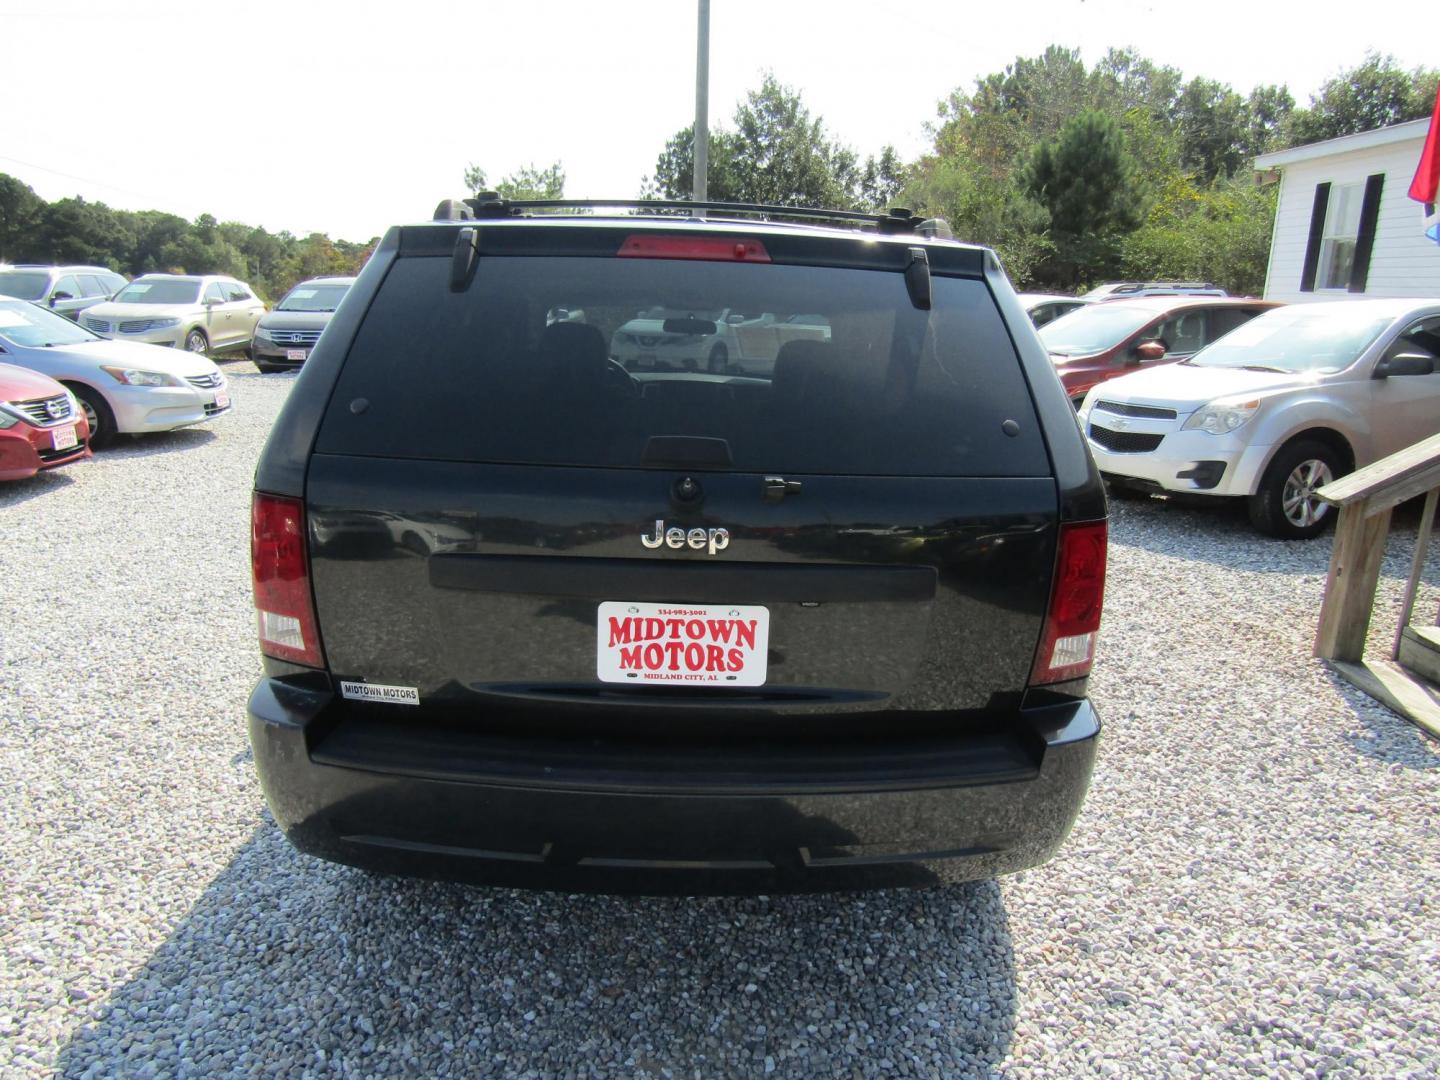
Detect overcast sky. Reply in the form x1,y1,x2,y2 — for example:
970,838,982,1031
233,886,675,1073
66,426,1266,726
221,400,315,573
3,0,1432,241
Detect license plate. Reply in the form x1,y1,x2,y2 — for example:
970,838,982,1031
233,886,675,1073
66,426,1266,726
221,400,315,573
214,392,230,409
51,424,77,450
286,349,308,361
597,601,770,687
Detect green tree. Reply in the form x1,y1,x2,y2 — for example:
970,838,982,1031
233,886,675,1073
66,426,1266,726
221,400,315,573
642,75,889,210
1023,110,1142,288
461,162,566,199
0,174,45,262
1285,53,1440,144
1121,175,1277,296
1175,78,1249,182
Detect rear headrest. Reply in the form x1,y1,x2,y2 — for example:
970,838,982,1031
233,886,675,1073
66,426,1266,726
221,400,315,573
537,322,608,386
772,339,831,396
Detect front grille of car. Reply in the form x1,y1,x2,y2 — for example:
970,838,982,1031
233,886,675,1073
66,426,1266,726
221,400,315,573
119,319,163,334
186,373,224,390
1088,423,1164,454
1093,400,1178,421
204,400,230,417
83,317,112,333
14,394,73,426
38,440,85,462
268,329,322,346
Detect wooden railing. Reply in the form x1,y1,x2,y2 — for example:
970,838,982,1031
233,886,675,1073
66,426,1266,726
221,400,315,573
1315,431,1440,738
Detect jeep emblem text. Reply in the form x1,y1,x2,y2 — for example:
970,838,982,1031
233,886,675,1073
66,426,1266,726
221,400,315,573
641,519,730,554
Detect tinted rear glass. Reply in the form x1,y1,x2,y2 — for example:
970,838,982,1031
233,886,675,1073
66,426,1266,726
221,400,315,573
317,254,1047,477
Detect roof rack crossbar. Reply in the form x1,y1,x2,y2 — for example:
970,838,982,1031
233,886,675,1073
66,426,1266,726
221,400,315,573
449,196,937,234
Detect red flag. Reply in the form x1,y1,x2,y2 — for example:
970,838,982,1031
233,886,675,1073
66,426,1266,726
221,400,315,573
1410,83,1440,204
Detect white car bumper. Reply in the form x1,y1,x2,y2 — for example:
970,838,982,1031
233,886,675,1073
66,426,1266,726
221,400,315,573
1080,404,1272,497
108,381,232,434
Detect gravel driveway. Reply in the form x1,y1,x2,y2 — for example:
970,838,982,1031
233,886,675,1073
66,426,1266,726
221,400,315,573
2,369,1437,1078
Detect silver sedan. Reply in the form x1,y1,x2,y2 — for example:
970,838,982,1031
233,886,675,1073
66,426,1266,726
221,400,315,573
0,299,231,448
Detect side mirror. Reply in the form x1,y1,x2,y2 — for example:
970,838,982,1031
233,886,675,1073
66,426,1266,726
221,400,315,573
1134,340,1167,362
204,297,221,306
1375,351,1436,378
50,291,74,305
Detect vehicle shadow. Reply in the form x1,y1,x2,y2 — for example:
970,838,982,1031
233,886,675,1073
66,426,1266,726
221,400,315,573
0,468,77,507
57,825,1018,1076
1110,489,1440,583
101,427,218,459
1325,666,1440,768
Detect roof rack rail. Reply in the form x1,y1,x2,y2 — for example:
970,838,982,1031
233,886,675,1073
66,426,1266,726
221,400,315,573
432,195,953,238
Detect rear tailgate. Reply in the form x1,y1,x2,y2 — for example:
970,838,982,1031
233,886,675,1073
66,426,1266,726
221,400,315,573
306,238,1056,730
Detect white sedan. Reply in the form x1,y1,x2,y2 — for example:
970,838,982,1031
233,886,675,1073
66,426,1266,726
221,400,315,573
1079,299,1440,538
0,298,231,448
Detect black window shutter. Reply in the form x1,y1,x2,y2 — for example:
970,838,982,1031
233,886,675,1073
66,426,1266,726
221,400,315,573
1348,173,1385,293
1299,182,1330,293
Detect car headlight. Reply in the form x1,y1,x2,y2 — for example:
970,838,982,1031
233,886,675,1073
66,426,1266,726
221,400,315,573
148,317,181,329
0,403,18,429
1183,397,1260,435
254,327,274,342
100,366,182,387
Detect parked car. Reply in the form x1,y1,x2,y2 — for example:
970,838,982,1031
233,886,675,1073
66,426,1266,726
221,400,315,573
610,307,830,375
246,195,1107,895
252,276,356,373
0,298,231,448
0,362,90,480
1039,296,1279,405
0,265,128,321
1083,281,1228,299
81,274,265,356
1079,299,1440,538
1018,292,1095,328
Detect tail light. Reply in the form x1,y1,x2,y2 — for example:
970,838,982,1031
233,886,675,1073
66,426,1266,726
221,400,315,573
251,493,324,668
1030,520,1107,685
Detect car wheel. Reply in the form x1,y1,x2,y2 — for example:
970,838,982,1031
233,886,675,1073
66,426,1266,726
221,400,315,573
707,343,729,372
1247,440,1342,539
67,383,117,450
255,362,279,374
185,328,209,354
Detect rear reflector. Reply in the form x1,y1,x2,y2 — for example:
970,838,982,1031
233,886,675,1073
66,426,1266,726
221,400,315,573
251,492,324,668
1030,520,1107,685
618,234,771,262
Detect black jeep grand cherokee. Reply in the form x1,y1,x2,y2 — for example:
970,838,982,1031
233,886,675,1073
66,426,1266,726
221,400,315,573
247,197,1107,894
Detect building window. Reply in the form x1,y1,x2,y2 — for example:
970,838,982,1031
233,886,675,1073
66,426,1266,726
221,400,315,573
1317,183,1362,290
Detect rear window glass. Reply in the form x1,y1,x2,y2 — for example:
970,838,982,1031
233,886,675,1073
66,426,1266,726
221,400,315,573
316,255,1047,477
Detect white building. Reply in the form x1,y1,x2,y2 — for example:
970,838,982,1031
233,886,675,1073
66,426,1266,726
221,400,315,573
1254,118,1439,302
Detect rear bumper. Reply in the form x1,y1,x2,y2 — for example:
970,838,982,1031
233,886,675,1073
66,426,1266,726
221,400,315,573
248,678,1100,895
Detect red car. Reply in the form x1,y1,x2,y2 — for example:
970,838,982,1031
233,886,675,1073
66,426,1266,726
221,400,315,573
0,362,91,480
1037,296,1279,405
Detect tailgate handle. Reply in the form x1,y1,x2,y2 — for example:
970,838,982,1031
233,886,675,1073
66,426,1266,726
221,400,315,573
762,476,802,503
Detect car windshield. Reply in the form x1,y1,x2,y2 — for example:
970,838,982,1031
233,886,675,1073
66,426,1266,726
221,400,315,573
277,283,351,312
114,280,201,305
0,271,51,301
0,299,99,347
1038,305,1155,356
1188,308,1395,374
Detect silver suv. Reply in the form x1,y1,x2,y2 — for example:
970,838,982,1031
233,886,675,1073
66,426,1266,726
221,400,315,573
1080,298,1440,538
0,265,127,321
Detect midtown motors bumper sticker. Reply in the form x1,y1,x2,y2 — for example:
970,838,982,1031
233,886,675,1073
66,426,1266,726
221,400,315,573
339,680,420,706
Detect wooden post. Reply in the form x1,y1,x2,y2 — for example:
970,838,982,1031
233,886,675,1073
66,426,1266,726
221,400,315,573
1314,499,1392,661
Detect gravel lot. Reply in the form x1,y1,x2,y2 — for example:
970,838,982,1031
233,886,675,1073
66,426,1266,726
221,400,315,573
2,366,1438,1078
